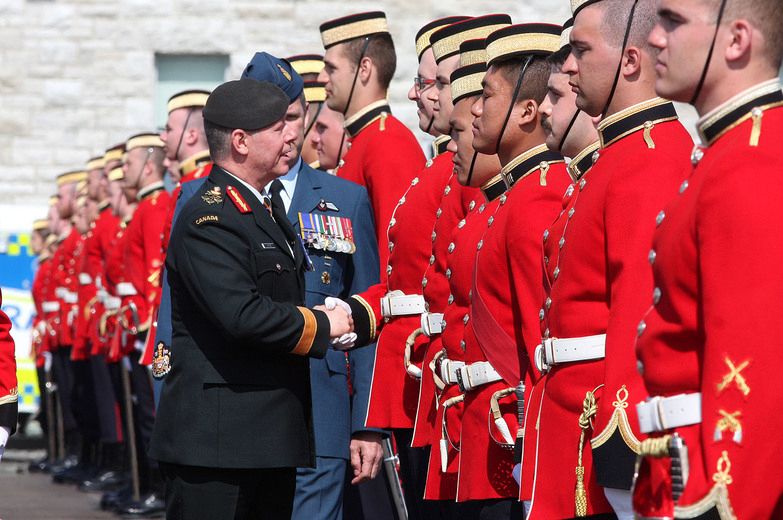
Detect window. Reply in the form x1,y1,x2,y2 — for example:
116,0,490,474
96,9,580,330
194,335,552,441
154,54,229,128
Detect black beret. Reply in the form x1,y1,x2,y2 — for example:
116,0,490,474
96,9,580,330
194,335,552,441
203,79,289,131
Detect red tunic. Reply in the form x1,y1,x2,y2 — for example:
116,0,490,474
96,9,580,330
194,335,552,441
51,228,83,349
85,204,120,356
336,101,425,274
104,217,134,362
458,146,569,502
412,167,478,448
72,227,93,361
348,151,454,429
31,255,53,366
633,83,783,520
423,184,499,500
0,288,18,433
526,100,692,519
122,184,171,342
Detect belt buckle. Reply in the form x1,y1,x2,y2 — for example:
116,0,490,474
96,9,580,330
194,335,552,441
535,338,552,374
455,365,468,392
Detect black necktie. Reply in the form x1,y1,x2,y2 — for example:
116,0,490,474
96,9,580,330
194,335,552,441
269,180,299,247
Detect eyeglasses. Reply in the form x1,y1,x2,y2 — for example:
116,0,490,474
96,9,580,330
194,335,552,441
413,76,436,92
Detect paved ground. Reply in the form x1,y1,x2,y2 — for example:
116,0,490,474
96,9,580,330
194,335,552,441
0,450,120,520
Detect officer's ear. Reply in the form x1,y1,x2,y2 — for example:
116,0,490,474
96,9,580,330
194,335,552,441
230,129,251,157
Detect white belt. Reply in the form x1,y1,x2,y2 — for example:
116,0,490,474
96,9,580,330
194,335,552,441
55,287,77,303
381,292,426,318
637,393,702,434
421,312,444,336
42,301,60,313
56,288,78,304
78,273,92,285
456,361,502,392
535,333,606,373
103,297,122,311
116,282,138,297
440,358,465,385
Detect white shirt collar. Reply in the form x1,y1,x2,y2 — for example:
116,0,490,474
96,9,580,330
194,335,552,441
264,158,302,214
222,169,266,205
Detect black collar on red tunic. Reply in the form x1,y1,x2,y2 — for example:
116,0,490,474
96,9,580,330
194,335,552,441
567,141,600,182
598,98,678,149
344,103,392,137
697,85,783,146
432,135,451,157
501,144,564,189
137,182,165,202
481,174,506,202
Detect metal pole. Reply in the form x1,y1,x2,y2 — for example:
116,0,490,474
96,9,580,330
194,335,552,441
381,437,408,520
54,385,65,461
120,356,141,502
44,370,56,464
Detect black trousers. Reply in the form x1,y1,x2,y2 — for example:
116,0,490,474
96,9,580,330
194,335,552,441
50,347,78,434
71,358,101,442
392,428,441,520
160,462,296,520
90,354,122,443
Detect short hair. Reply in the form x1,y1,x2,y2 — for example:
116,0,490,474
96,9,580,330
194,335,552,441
204,119,233,161
493,56,551,105
343,33,397,90
598,0,657,51
708,0,783,68
547,46,571,71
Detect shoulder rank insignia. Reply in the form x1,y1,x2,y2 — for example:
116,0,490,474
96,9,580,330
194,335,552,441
151,342,172,379
202,186,223,205
316,199,339,212
226,185,252,214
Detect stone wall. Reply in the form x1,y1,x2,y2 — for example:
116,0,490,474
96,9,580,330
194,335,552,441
2,0,574,205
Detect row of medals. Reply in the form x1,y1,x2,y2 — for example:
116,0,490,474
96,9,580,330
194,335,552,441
305,233,356,254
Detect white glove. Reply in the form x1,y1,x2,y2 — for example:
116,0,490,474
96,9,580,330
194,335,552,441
331,332,357,351
0,426,10,462
324,296,352,315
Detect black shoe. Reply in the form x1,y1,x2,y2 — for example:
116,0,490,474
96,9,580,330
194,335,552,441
53,463,97,484
116,492,165,518
48,454,79,474
28,456,54,473
79,470,129,492
101,484,133,511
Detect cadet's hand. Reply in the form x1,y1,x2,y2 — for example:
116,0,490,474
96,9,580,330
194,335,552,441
320,306,353,338
349,432,383,484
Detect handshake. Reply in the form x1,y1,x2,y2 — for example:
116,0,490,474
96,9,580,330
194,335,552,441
315,297,358,351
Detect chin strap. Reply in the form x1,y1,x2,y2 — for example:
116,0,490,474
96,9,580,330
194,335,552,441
600,0,640,117
494,55,534,156
335,37,372,168
557,108,581,153
689,0,729,106
172,108,194,162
